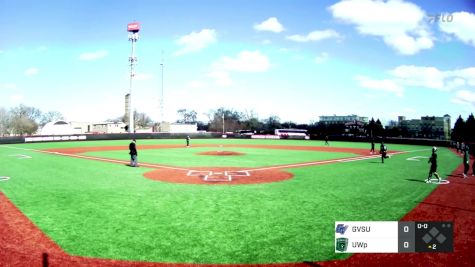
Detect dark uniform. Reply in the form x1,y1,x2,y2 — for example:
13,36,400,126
370,138,375,154
129,139,138,167
463,146,470,178
186,136,190,147
426,147,440,183
380,142,388,163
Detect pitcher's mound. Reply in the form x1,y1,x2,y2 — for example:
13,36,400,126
198,151,245,156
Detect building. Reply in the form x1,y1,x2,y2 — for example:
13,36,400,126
159,122,197,133
319,115,369,125
41,121,75,135
70,122,92,134
398,115,450,139
91,122,127,134
319,115,369,136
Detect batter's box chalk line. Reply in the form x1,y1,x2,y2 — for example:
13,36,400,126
0,176,11,181
428,178,450,184
187,170,250,182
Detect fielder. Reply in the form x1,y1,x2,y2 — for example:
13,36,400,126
463,146,470,178
380,142,389,163
426,147,441,183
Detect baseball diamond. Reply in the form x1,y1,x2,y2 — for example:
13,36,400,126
0,139,474,267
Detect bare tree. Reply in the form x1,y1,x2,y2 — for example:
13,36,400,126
135,111,153,128
176,109,198,123
0,107,11,136
39,111,64,127
9,104,41,135
208,107,244,132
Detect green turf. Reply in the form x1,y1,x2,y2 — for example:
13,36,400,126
82,147,358,168
0,139,461,264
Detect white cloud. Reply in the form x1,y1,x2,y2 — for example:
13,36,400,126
451,90,475,106
207,71,232,86
10,94,24,103
439,11,475,46
24,67,39,76
329,0,433,55
314,52,329,64
174,29,217,56
261,39,272,45
357,65,475,101
1,83,17,90
389,65,475,90
187,80,207,88
212,50,270,72
355,75,404,97
286,29,341,42
79,50,108,61
390,65,445,90
450,67,475,87
254,17,285,33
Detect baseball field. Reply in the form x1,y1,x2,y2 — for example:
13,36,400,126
1,138,474,266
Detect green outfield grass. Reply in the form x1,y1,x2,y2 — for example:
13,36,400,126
0,139,461,264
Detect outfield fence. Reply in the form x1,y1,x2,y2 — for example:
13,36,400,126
0,132,452,147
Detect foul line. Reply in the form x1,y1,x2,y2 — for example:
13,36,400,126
246,149,430,172
0,145,188,171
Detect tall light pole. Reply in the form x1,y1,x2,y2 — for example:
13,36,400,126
160,50,164,124
222,113,225,134
127,22,140,133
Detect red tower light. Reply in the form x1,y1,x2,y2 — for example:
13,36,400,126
127,22,140,33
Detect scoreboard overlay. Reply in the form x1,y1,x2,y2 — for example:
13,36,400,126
335,221,453,253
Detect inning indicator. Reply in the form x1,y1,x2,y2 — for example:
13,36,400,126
335,221,453,253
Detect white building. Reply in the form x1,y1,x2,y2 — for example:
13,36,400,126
41,121,76,135
159,122,198,133
91,122,127,134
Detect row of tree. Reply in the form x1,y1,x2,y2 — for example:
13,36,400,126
452,114,475,142
2,104,474,141
175,108,310,134
0,105,64,136
177,108,475,141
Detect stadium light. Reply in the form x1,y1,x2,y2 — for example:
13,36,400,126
127,22,140,134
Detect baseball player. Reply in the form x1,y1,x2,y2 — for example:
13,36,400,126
426,147,441,183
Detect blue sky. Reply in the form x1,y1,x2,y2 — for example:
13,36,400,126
1,0,474,125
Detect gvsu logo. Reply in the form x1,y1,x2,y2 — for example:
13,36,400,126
335,224,349,235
